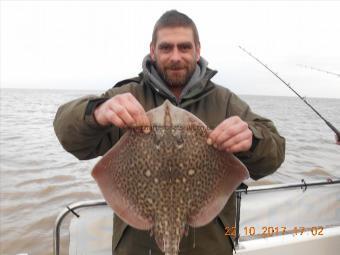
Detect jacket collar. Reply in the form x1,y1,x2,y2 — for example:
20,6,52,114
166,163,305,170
141,54,217,104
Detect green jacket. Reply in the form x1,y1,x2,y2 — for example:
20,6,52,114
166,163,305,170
54,68,285,254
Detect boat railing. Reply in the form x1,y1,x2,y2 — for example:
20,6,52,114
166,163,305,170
234,179,340,246
53,179,340,255
53,200,107,255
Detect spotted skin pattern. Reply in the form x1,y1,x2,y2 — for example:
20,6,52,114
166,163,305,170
92,100,249,255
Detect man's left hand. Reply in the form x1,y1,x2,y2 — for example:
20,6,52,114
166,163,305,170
207,116,253,153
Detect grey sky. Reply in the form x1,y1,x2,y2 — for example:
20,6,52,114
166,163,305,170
1,1,340,98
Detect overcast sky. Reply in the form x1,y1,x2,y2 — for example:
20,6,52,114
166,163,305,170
1,1,340,98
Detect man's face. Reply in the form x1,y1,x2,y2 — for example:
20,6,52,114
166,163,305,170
150,27,200,88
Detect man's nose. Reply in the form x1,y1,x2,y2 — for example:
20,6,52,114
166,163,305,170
169,48,182,63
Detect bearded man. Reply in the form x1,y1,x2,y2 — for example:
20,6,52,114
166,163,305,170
54,10,285,255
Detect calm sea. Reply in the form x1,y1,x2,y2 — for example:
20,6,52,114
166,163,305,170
0,88,339,255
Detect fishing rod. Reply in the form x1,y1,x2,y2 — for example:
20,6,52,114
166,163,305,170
238,46,340,142
297,64,340,78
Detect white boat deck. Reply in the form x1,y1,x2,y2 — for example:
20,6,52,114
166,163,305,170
237,226,340,255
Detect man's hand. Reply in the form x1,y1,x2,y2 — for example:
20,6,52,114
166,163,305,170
207,116,253,153
94,93,150,128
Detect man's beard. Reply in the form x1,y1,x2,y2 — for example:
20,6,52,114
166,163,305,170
154,60,196,88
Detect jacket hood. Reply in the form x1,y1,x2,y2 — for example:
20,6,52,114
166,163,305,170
142,54,217,103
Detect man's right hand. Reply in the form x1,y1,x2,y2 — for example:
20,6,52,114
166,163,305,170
94,93,150,128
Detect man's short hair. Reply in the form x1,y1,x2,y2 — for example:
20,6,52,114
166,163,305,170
151,10,200,47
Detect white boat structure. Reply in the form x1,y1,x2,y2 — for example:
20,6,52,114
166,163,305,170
53,179,340,255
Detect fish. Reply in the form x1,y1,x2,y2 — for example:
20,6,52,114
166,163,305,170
92,100,249,255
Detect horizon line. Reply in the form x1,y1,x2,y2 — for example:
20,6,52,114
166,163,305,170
1,86,339,100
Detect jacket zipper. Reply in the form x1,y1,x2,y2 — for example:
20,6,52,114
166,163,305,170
152,86,179,106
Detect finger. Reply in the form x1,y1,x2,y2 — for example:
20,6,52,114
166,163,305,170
208,121,226,143
124,99,144,126
212,118,248,148
208,117,239,143
107,110,126,128
207,122,228,145
213,123,242,147
110,103,135,127
125,93,144,113
220,129,252,151
215,121,249,147
125,94,150,127
225,139,252,153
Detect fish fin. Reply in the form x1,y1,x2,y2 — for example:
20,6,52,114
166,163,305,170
188,154,249,227
92,131,153,230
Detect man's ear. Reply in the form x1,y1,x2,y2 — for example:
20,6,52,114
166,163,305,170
196,44,201,62
150,43,155,61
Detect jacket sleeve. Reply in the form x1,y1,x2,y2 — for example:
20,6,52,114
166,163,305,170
53,85,135,160
227,93,286,180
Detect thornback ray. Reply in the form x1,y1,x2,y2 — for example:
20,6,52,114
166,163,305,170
92,100,249,255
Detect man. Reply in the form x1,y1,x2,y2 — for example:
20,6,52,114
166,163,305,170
54,10,285,255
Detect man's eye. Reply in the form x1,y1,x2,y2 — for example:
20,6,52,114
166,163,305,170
160,45,171,51
179,44,192,51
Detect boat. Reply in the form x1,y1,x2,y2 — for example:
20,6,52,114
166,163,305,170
53,179,340,254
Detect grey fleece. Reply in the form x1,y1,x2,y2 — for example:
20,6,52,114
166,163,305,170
142,54,208,103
